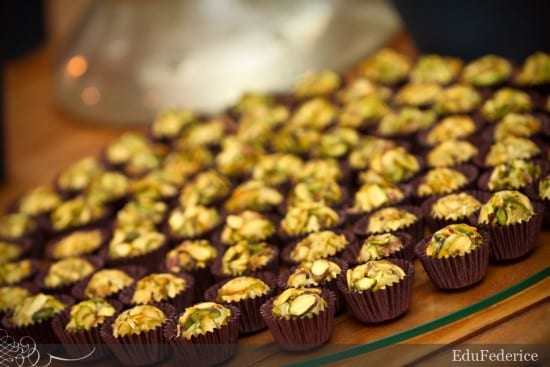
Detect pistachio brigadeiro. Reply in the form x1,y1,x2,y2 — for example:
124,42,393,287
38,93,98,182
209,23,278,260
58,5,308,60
115,199,167,231
108,230,165,259
252,153,303,186
539,175,550,200
417,167,468,197
224,180,283,213
348,136,395,170
216,276,270,303
292,70,341,99
294,159,343,183
86,171,129,204
394,82,442,107
369,146,420,183
289,97,337,131
57,157,103,193
358,48,411,85
0,213,36,240
346,260,406,292
484,136,540,166
50,196,106,231
367,207,417,234
162,147,214,179
377,107,437,136
336,77,392,104
84,269,134,298
462,55,512,87
290,231,348,263
11,293,66,327
166,240,217,273
65,298,116,332
494,113,541,141
433,84,481,115
488,160,541,191
271,126,321,155
425,115,476,145
44,257,95,288
478,190,535,226
51,229,103,259
151,108,197,140
221,242,274,276
356,233,404,262
17,186,61,216
315,127,359,158
410,54,463,84
177,302,232,340
112,305,166,338
221,211,275,245
288,178,342,208
0,259,33,286
427,140,478,167
287,259,342,288
515,52,550,86
430,193,482,220
281,202,341,236
481,88,532,121
179,170,231,207
130,170,180,201
426,224,483,259
178,118,225,148
338,95,389,129
0,242,23,264
167,205,220,239
351,182,404,214
131,273,187,304
0,286,31,313
216,137,264,177
271,288,327,319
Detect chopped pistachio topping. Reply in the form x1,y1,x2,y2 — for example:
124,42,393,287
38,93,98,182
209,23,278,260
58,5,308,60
358,48,411,85
221,211,275,245
369,147,420,183
377,107,437,136
293,70,341,99
478,190,534,226
484,137,540,166
351,182,404,213
434,84,481,115
233,92,277,116
281,202,341,236
106,133,154,164
52,230,103,259
418,168,468,197
516,52,550,86
65,298,116,332
44,257,95,288
18,186,61,216
538,175,550,200
494,113,541,141
87,171,129,204
216,276,270,303
367,207,417,234
481,88,532,121
288,179,342,208
426,115,476,145
238,104,289,132
221,242,274,276
108,230,165,259
271,288,327,319
116,200,167,231
130,170,179,201
346,260,405,292
271,126,321,155
462,55,512,87
235,116,273,145
410,55,463,84
131,273,187,304
0,213,36,240
112,305,166,338
348,137,395,170
162,148,214,179
0,286,31,312
57,157,103,192
179,170,231,207
426,224,483,259
395,82,443,107
216,137,264,177
428,140,478,167
179,118,225,148
0,259,33,285
50,197,105,231
177,302,231,340
166,240,218,273
314,128,359,158
84,269,134,298
252,154,303,186
289,98,337,131
338,95,389,129
224,180,283,213
152,108,197,139
287,259,342,287
290,231,348,263
0,242,23,264
168,205,220,238
430,193,482,220
357,233,404,262
293,159,342,183
488,160,541,191
336,77,392,103
11,293,66,327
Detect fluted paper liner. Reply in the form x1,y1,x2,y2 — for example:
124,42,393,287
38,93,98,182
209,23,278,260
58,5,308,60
415,230,490,290
51,300,123,361
337,258,414,324
164,304,240,367
260,288,336,352
100,303,176,367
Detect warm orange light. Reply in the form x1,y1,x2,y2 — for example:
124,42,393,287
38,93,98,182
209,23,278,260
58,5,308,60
81,86,100,106
67,55,88,78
